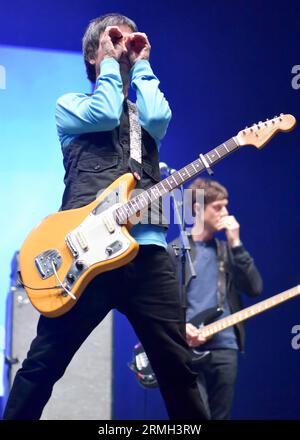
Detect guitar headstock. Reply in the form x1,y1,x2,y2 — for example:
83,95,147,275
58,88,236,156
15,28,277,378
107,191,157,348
236,114,296,149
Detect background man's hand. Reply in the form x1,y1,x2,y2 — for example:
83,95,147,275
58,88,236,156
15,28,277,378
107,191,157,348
125,32,151,64
217,215,241,247
186,323,207,347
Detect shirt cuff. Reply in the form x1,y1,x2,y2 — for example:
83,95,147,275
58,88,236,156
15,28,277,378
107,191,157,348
130,59,156,81
230,242,245,255
98,57,121,78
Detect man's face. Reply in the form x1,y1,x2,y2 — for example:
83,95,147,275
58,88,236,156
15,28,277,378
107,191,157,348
92,24,133,81
203,199,229,233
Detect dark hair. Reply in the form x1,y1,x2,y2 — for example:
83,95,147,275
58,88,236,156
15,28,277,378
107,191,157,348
82,13,138,83
189,178,228,215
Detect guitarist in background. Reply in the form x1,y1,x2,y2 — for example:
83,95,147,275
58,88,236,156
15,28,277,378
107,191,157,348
3,13,208,420
171,178,263,419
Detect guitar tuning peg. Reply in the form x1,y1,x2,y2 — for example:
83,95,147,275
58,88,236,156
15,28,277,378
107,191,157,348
274,115,278,118
242,130,246,135
266,118,269,120
280,113,284,116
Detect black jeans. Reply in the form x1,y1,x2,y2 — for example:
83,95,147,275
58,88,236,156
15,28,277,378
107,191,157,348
195,349,238,420
3,245,208,420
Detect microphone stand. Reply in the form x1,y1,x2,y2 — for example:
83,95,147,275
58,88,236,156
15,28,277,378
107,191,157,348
167,171,197,322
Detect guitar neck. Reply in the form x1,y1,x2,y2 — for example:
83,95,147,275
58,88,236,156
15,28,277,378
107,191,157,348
199,285,300,339
115,137,239,224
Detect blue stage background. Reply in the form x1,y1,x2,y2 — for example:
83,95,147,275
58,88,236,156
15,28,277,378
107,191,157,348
0,0,299,419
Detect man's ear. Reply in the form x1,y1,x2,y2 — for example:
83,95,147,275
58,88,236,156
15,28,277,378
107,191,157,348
88,58,96,65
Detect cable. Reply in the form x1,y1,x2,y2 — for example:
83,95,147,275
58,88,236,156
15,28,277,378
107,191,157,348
17,272,61,291
17,262,77,301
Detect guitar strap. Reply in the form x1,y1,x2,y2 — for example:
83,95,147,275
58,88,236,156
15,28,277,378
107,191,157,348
216,240,228,311
126,99,143,179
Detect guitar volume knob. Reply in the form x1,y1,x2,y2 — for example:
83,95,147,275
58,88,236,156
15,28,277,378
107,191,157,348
106,247,113,256
67,273,75,283
75,260,84,270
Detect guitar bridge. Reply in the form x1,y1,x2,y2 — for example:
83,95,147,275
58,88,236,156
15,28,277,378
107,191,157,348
35,249,62,279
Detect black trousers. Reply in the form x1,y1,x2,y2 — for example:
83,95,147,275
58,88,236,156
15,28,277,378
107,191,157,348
3,245,208,420
195,349,238,420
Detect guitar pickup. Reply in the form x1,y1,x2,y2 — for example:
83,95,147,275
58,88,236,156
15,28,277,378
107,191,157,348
75,231,89,252
65,234,79,258
103,213,116,233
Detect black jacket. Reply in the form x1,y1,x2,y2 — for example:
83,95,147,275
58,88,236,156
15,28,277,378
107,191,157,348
168,234,263,351
60,101,167,227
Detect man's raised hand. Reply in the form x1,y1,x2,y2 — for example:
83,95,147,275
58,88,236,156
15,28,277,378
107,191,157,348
101,26,125,61
125,32,151,64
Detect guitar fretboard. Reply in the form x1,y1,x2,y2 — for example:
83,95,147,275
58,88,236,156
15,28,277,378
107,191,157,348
199,285,300,338
115,137,239,224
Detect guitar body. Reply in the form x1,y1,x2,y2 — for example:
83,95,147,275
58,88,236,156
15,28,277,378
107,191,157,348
19,173,139,318
189,306,224,364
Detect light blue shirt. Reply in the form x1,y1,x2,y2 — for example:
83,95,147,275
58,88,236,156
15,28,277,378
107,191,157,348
55,58,171,248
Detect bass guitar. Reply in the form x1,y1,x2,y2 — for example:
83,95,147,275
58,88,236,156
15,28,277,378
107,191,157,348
129,285,300,388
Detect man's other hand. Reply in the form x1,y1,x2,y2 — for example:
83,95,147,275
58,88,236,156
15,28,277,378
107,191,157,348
186,323,207,347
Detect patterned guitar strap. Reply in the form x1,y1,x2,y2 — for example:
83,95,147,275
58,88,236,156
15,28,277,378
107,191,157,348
126,99,143,179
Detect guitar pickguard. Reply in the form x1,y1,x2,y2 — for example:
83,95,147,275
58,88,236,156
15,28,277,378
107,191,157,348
92,188,122,216
62,202,130,290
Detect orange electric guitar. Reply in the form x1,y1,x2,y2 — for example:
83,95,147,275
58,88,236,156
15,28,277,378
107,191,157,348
19,114,296,317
